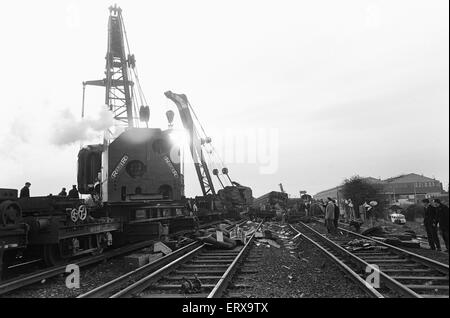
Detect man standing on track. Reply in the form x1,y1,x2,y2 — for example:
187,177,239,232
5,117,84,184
333,199,340,230
433,199,449,252
325,197,335,234
422,199,441,251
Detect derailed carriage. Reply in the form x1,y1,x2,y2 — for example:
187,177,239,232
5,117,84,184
251,191,288,219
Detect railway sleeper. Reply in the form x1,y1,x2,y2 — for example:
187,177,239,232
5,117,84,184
182,264,229,268
164,275,223,280
140,293,209,298
391,276,449,282
382,269,438,274
195,255,237,260
358,255,403,260
151,283,216,290
405,284,449,291
175,269,226,275
191,259,234,264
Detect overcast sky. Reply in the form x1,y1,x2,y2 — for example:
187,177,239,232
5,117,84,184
0,0,448,198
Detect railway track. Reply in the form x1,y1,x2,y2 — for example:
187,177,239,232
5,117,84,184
1,219,245,297
291,221,449,298
82,221,262,298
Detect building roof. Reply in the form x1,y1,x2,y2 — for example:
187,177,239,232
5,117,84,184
365,177,384,184
314,173,443,197
383,173,437,184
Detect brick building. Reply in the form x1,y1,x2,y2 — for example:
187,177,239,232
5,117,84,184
314,173,445,206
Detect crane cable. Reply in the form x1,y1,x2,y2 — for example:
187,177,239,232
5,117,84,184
187,100,225,166
187,100,232,187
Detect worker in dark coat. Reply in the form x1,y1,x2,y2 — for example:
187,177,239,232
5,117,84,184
19,182,31,198
68,185,79,199
333,200,340,230
433,199,449,252
422,199,441,251
325,198,335,234
58,187,67,197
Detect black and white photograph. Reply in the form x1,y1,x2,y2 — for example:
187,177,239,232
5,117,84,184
0,0,448,304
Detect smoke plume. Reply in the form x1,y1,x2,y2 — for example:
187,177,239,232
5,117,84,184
51,106,114,146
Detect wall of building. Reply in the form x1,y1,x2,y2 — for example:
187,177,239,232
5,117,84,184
314,174,445,207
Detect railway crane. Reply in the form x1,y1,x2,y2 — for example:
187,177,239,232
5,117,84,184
164,91,253,218
78,5,198,245
82,5,149,130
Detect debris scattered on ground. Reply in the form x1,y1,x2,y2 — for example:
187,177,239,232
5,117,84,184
233,223,369,298
257,239,280,248
342,238,387,252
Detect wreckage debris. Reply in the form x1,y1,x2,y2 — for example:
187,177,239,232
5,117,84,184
360,226,420,248
194,220,261,249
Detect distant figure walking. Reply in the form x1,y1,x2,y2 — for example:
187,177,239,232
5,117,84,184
422,199,440,251
325,197,335,234
58,187,67,197
19,182,31,198
68,185,79,199
433,199,449,252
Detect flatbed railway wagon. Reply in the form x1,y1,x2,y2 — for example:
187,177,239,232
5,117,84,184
0,188,122,278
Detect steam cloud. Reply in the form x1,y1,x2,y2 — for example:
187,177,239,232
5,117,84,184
51,106,114,146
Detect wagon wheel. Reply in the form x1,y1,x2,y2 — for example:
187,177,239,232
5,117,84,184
70,209,79,223
78,205,87,221
0,201,22,226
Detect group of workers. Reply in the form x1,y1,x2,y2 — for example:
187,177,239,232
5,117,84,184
310,195,449,253
309,197,379,233
19,182,80,199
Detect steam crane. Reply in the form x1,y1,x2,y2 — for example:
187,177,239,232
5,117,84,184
78,6,194,244
165,91,254,216
82,5,149,129
164,91,217,197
